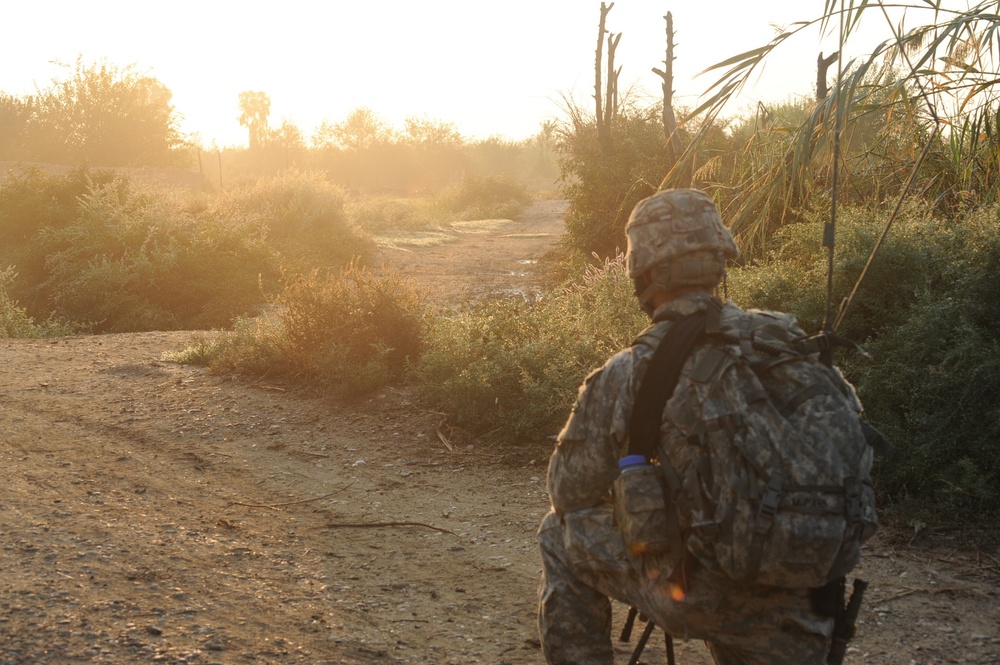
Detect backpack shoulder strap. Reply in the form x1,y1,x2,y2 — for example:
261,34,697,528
628,308,709,459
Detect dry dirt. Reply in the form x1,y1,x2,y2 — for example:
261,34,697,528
2,200,998,665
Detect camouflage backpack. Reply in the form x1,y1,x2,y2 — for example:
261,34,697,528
629,298,880,588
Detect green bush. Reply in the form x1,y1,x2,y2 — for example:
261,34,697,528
0,268,36,338
557,105,671,258
410,254,646,442
0,167,122,313
36,175,278,331
728,202,1000,522
0,267,77,338
214,169,374,269
727,200,945,343
847,207,1000,522
174,262,426,396
0,168,380,332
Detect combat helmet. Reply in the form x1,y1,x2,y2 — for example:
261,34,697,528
625,189,739,313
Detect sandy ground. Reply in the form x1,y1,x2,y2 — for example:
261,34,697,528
1,200,998,664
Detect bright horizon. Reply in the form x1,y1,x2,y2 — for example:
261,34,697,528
5,1,926,149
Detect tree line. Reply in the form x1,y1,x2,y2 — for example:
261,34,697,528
0,58,185,167
0,58,558,196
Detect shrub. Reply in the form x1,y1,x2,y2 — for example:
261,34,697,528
557,104,671,258
727,202,1000,522
1,169,380,332
346,195,441,234
0,266,44,338
727,200,942,343
0,267,77,338
847,207,1000,522
434,173,531,221
174,262,426,396
0,167,122,313
410,254,646,442
213,170,374,269
36,175,278,331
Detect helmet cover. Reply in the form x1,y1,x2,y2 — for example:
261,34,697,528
625,189,738,279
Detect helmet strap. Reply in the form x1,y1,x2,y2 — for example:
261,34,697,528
637,281,665,316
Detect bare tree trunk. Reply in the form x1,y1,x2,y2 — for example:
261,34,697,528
816,51,839,101
595,3,616,154
604,31,621,150
595,3,611,130
653,12,688,185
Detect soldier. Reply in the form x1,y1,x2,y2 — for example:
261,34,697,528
537,189,846,664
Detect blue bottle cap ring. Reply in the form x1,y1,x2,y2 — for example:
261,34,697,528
618,454,648,469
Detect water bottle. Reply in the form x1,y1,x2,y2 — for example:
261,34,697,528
619,454,650,474
613,455,674,556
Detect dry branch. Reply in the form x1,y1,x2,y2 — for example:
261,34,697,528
436,417,453,452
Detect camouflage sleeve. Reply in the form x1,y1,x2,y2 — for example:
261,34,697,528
546,350,635,515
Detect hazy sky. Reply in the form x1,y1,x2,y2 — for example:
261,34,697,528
3,1,919,148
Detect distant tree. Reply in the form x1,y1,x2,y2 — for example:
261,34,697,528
271,119,306,169
402,116,464,147
30,58,184,166
310,121,337,150
331,107,392,151
238,91,271,150
0,94,30,160
274,119,304,149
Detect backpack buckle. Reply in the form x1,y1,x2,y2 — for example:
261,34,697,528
755,473,785,533
844,477,863,526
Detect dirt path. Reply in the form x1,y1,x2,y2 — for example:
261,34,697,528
1,200,999,664
375,198,568,305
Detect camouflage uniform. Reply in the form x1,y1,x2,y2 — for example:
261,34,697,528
537,292,834,665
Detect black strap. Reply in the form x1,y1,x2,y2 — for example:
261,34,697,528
827,578,868,664
628,310,709,459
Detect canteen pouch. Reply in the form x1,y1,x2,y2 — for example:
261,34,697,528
613,464,675,556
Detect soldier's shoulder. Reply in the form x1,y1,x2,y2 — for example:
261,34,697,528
721,301,808,339
578,347,639,398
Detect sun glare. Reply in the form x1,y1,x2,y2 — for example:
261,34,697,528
1,1,905,148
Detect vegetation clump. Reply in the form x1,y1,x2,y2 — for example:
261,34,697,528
173,262,425,396
0,168,372,332
0,268,76,338
557,102,671,259
411,255,645,442
726,203,1000,524
434,173,532,222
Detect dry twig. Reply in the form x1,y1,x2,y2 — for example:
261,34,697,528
228,484,352,510
321,521,456,536
436,418,453,452
877,585,987,604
